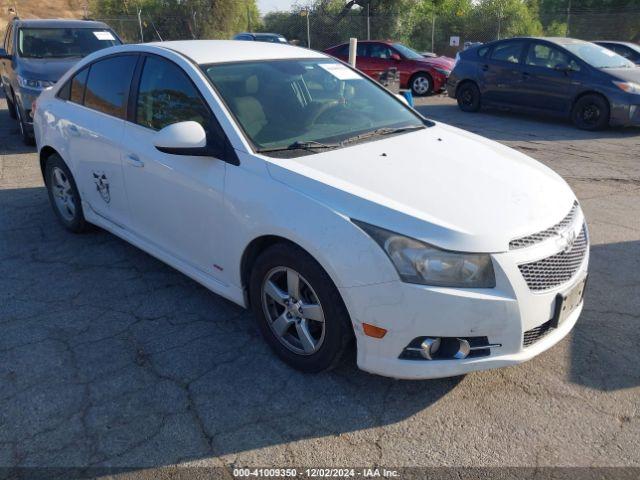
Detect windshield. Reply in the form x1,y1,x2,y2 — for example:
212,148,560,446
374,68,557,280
203,59,425,153
393,43,424,60
18,28,120,59
564,42,635,69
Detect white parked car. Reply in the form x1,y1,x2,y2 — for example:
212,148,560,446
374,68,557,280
34,41,589,379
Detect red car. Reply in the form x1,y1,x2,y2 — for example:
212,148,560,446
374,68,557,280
324,40,454,96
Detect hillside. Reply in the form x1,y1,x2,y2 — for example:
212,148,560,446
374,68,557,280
1,0,85,36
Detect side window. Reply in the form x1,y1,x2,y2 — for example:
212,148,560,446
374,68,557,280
526,43,581,71
69,67,88,103
84,55,137,118
477,46,489,57
334,44,349,56
368,43,393,59
490,41,525,64
135,56,210,131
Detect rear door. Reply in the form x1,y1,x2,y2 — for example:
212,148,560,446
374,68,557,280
1,24,14,96
518,41,583,114
66,54,139,227
479,40,527,106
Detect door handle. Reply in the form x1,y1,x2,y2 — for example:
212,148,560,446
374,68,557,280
67,124,80,136
522,71,531,77
125,154,144,168
481,64,489,71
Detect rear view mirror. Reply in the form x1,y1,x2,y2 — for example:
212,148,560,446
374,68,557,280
154,121,208,155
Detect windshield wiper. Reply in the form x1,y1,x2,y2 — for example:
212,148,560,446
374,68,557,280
341,125,425,145
257,140,341,153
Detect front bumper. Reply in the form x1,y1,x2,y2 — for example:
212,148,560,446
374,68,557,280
340,219,589,380
609,94,640,127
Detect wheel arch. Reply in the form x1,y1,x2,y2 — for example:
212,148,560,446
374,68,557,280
39,145,61,184
571,90,610,113
455,78,479,97
240,235,315,307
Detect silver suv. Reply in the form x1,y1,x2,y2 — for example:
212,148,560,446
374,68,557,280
0,18,121,144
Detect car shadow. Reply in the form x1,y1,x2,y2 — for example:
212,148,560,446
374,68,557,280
0,90,37,156
415,102,640,142
569,240,640,391
0,186,461,469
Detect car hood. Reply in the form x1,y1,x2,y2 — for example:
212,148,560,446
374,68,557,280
604,66,640,83
16,57,81,82
264,123,576,253
419,56,455,70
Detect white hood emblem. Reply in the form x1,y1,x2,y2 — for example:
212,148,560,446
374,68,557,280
558,228,577,254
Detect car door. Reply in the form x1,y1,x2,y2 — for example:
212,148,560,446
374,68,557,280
120,54,228,281
364,43,396,81
479,40,527,106
63,54,138,227
519,41,583,114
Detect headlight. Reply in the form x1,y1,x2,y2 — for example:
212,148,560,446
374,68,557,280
17,75,54,90
354,220,496,288
613,81,640,94
434,67,451,76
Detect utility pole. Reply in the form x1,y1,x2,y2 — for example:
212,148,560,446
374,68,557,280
566,0,572,36
137,9,144,42
367,3,370,40
431,15,435,53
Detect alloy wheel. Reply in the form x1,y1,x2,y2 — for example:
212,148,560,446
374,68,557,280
412,76,430,95
581,104,600,126
261,267,326,355
50,166,76,222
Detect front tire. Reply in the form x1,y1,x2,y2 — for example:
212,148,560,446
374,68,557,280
410,73,433,96
249,243,353,373
6,89,17,119
571,94,609,130
456,82,481,112
14,95,35,146
45,154,90,233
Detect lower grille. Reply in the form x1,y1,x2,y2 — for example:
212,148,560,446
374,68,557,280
523,320,555,347
518,224,588,292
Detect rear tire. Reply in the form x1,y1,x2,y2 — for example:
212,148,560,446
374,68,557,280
45,154,90,233
6,90,17,119
456,82,481,112
249,243,353,373
571,94,609,130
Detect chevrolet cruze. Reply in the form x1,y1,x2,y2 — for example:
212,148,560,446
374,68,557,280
33,41,589,379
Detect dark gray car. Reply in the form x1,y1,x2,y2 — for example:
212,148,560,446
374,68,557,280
447,37,640,130
233,32,288,44
594,41,640,65
0,18,121,144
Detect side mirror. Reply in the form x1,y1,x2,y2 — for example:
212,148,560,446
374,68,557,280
391,53,401,62
154,121,208,155
0,48,11,60
554,62,570,73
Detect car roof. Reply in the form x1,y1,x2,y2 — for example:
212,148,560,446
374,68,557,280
147,40,325,64
10,18,111,29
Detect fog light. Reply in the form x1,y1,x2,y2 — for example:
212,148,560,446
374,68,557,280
419,337,441,360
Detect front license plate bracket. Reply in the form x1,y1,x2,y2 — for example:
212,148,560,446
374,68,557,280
551,275,587,328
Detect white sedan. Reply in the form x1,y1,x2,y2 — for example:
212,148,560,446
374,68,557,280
33,40,588,379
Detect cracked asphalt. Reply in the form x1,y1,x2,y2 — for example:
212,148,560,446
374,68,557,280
1,93,639,476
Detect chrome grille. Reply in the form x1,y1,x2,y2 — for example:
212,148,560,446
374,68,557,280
510,202,579,250
518,224,588,292
523,320,555,347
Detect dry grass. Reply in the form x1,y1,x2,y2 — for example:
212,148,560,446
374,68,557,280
1,0,86,36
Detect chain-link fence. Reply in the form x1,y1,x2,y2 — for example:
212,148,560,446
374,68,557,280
97,6,639,58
